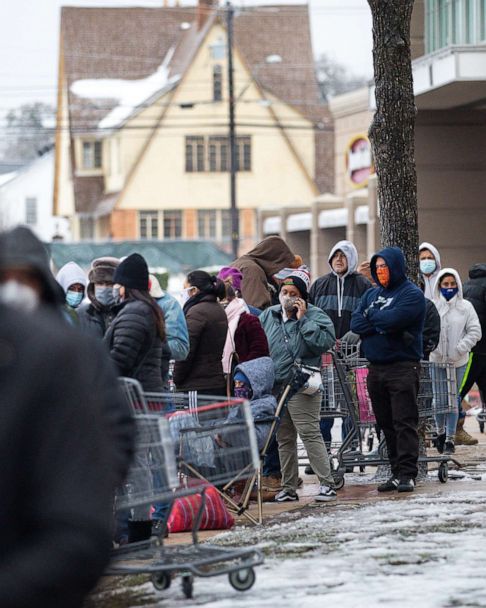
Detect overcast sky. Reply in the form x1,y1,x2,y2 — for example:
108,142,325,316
0,0,372,113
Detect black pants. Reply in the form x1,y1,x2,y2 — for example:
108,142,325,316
367,361,420,480
459,353,486,404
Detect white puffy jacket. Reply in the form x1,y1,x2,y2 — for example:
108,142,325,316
430,268,482,368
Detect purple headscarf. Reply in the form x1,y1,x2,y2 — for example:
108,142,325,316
217,266,243,291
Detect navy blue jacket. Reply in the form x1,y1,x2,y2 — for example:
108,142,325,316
351,247,426,363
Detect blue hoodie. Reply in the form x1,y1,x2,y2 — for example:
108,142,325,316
351,247,425,363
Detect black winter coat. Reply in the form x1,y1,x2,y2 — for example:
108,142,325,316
174,294,228,392
78,302,117,339
104,299,164,391
463,264,486,355
423,299,441,359
0,305,133,608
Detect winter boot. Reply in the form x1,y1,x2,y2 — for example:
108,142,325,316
435,432,446,454
455,418,478,446
127,520,153,544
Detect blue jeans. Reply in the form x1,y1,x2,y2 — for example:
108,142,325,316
433,364,466,439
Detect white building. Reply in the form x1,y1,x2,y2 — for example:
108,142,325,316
0,151,70,242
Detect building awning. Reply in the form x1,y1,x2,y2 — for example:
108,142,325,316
318,208,347,229
355,205,369,225
263,216,281,234
287,212,311,232
413,46,486,110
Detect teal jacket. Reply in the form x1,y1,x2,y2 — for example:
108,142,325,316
259,303,335,387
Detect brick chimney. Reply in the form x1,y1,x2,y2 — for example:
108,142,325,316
197,0,215,30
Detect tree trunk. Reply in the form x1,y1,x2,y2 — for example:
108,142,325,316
367,0,427,481
367,0,418,281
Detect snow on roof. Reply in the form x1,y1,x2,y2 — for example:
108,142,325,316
70,46,180,131
0,171,18,187
263,216,281,235
355,204,369,225
318,207,348,229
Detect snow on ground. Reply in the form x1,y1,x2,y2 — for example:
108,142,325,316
101,490,486,607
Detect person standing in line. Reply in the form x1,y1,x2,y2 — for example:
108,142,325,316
457,263,486,445
56,261,87,325
309,240,371,457
259,269,337,503
419,242,442,300
351,247,426,493
173,270,228,395
430,268,481,454
78,257,120,338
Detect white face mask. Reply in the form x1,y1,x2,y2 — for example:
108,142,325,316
180,286,195,305
0,280,40,312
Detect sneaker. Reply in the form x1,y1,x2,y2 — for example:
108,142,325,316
377,476,399,492
304,465,315,475
443,439,455,455
275,489,299,503
397,478,415,493
315,485,337,502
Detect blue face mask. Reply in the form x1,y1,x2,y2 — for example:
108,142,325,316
95,286,115,307
66,290,83,308
420,259,436,275
440,287,459,301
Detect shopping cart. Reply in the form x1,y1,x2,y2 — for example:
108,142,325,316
107,380,263,599
317,350,463,487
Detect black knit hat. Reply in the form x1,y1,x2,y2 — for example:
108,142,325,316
113,253,149,290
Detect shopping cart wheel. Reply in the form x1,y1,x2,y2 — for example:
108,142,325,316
438,462,448,483
229,567,256,592
151,571,171,591
182,574,194,599
479,421,484,433
333,476,345,490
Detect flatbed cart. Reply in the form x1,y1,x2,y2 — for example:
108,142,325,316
107,382,263,599
328,351,463,487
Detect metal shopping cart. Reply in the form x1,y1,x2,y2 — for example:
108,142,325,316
107,380,263,599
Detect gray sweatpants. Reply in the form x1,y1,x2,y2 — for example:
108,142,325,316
277,391,334,491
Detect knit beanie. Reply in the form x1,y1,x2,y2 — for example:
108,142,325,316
112,253,149,290
88,257,120,284
281,267,311,301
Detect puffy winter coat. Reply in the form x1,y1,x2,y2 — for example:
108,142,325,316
0,304,133,608
104,299,164,391
423,299,441,360
351,247,426,364
229,356,277,450
173,294,228,392
232,236,295,309
430,268,481,368
419,241,442,300
309,240,371,338
463,263,486,355
259,303,335,387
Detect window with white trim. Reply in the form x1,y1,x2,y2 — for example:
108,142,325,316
25,197,37,225
82,140,102,169
139,211,159,240
163,210,182,238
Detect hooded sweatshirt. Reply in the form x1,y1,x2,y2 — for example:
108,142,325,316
419,242,442,300
309,240,371,338
430,268,481,368
351,246,426,363
227,356,277,450
463,263,486,355
56,262,87,294
232,236,295,310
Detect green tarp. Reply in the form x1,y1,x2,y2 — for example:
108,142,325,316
47,240,232,274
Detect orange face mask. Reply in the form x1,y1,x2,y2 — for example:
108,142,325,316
376,266,390,288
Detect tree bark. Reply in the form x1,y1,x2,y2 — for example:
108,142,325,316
367,0,418,281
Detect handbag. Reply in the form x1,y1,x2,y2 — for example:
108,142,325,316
279,319,322,396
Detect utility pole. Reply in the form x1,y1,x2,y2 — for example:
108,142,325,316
226,0,239,259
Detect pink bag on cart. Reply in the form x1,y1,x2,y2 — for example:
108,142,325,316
355,367,375,424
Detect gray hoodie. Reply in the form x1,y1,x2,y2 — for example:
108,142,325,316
419,241,442,300
56,262,87,294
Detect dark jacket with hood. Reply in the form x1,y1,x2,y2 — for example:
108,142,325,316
463,263,486,355
309,240,372,338
173,293,228,392
104,299,164,392
0,304,133,608
231,236,295,310
423,299,441,359
0,226,65,311
78,288,117,339
228,356,277,450
351,247,426,364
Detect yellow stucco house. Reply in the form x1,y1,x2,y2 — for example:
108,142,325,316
54,2,333,249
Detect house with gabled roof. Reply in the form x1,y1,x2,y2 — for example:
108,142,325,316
54,1,333,249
